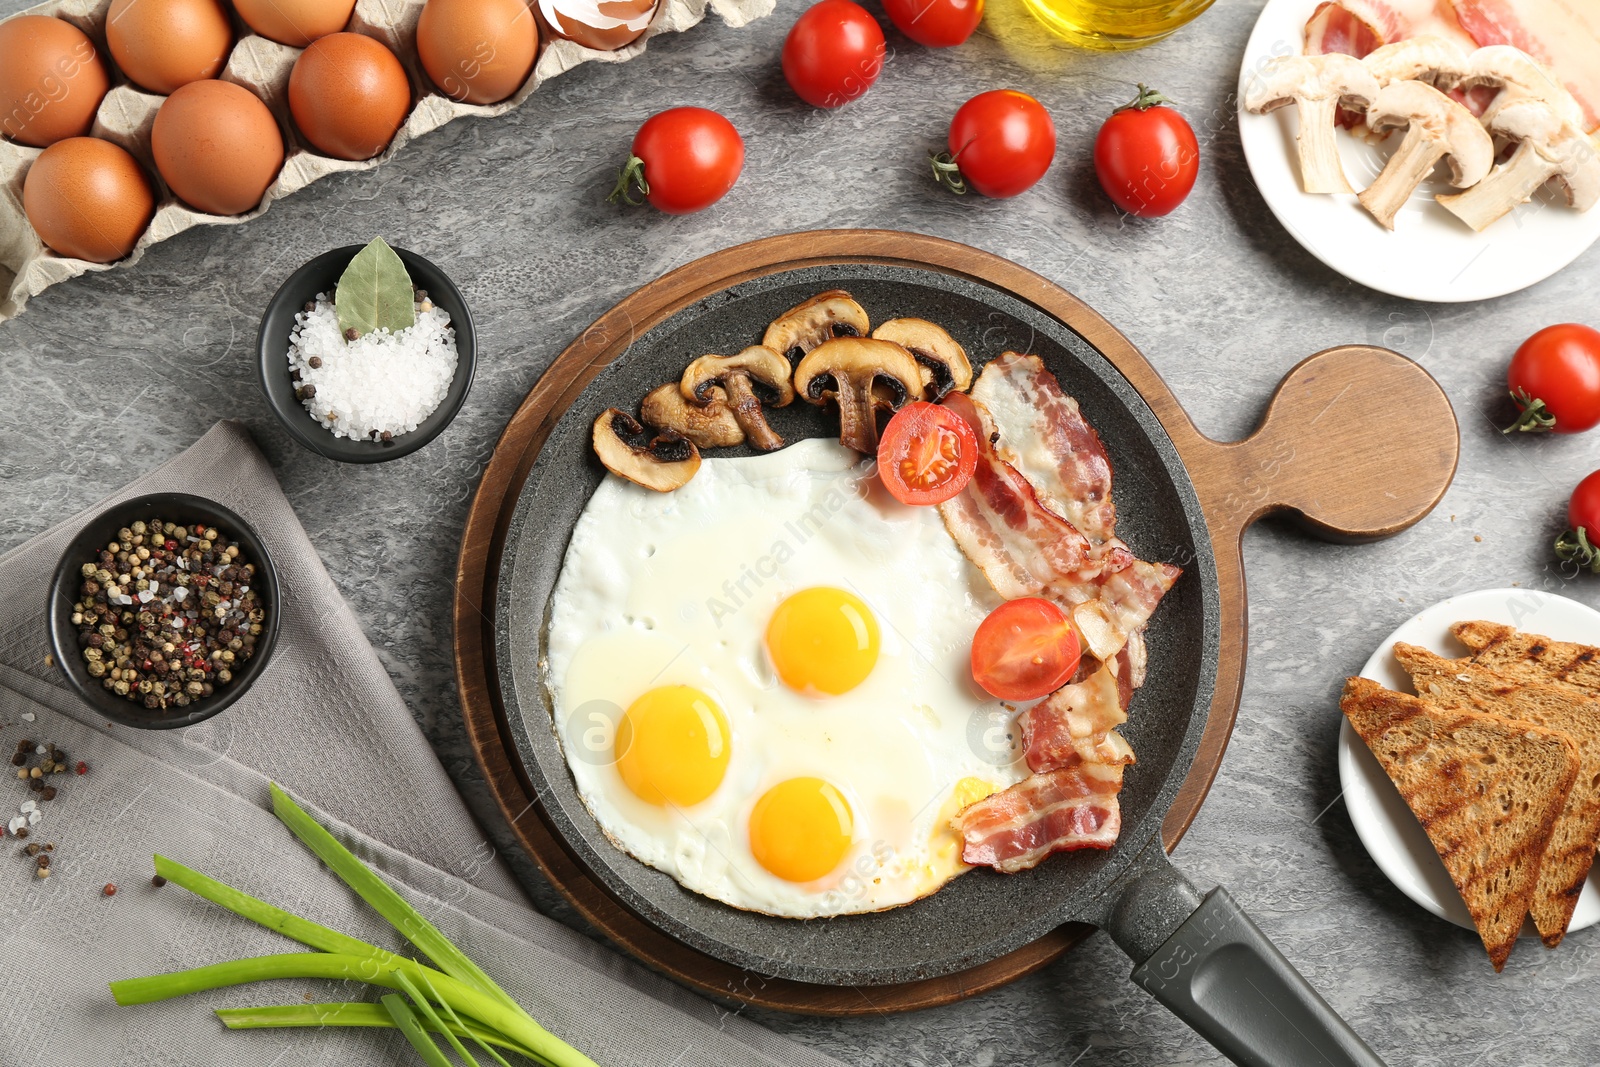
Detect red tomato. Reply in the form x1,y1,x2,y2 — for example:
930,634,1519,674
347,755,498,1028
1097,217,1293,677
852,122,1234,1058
882,0,983,47
1092,84,1199,218
1506,324,1600,434
1558,470,1600,572
782,0,885,109
877,401,978,505
609,107,743,215
970,598,1081,701
933,90,1055,199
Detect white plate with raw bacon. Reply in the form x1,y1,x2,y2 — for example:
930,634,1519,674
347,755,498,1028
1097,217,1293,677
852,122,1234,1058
1238,0,1600,301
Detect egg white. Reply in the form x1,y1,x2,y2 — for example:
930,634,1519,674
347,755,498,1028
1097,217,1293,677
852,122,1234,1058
543,438,1027,918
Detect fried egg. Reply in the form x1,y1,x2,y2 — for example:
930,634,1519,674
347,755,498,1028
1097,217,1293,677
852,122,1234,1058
544,438,1028,918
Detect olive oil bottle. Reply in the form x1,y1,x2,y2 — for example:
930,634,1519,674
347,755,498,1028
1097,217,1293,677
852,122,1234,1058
1021,0,1217,50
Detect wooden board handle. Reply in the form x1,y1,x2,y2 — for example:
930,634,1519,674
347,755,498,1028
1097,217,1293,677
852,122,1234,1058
1175,345,1458,546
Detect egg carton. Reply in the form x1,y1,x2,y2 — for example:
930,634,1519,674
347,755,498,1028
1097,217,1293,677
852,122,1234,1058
0,0,772,321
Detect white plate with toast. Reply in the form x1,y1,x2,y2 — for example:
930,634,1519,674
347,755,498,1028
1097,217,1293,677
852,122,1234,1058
1340,587,1600,937
1237,0,1600,303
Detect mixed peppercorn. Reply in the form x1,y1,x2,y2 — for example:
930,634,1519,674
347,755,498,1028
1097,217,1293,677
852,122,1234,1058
9,738,83,879
71,518,266,710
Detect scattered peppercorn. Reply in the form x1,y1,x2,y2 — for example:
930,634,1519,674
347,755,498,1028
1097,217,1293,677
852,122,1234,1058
14,827,27,839
103,883,116,896
9,752,23,766
151,874,167,888
35,866,49,879
35,854,49,869
39,786,56,802
24,843,39,856
76,761,88,775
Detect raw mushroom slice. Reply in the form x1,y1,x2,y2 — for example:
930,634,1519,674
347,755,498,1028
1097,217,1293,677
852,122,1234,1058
680,345,795,451
762,290,870,365
592,408,701,492
1362,35,1470,88
1455,45,1585,130
793,337,922,454
1358,80,1493,229
640,383,744,449
870,318,973,400
1243,52,1381,194
1436,103,1600,231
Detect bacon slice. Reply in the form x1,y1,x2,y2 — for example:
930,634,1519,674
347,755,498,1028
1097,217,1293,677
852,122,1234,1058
970,353,1116,544
1053,557,1182,664
953,762,1124,872
1019,663,1135,773
1304,0,1476,54
936,391,1094,600
1454,0,1600,130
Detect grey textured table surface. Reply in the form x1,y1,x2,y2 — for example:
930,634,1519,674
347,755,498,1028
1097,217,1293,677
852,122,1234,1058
4,0,1600,1062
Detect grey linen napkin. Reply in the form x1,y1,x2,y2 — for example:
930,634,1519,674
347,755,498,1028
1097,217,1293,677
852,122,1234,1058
0,421,844,1067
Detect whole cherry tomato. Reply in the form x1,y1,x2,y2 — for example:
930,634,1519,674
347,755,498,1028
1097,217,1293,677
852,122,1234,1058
609,107,743,214
1505,323,1600,434
932,89,1056,199
1557,470,1600,572
882,0,983,47
877,401,978,505
1092,84,1199,217
781,0,885,109
971,598,1082,701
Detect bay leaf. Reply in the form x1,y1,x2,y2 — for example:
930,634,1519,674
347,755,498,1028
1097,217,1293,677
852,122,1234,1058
335,237,416,340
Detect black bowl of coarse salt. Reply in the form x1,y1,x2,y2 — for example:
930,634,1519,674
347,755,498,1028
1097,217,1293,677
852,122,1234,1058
46,493,282,730
257,242,477,463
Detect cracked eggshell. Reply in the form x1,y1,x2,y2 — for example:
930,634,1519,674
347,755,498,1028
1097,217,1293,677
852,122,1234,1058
536,0,659,51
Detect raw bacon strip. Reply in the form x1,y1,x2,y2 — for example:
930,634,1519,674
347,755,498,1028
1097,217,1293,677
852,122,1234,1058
1454,0,1600,130
970,353,1117,544
954,762,1124,872
936,391,1094,600
1019,663,1135,773
1303,0,1476,55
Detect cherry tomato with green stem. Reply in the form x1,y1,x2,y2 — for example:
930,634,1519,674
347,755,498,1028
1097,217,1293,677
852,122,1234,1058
1557,470,1600,573
931,90,1056,199
1505,323,1600,434
1093,84,1199,217
781,0,886,109
609,107,744,214
882,0,984,47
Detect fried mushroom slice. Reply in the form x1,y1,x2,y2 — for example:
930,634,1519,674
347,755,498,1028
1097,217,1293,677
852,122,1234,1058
762,290,870,365
870,318,973,400
793,337,922,454
680,345,795,451
640,383,744,449
592,408,700,492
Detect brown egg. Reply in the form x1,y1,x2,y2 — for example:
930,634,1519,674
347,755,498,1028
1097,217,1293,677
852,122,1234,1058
23,137,154,262
289,33,411,161
536,0,657,51
233,0,356,47
152,80,284,215
418,0,538,105
106,0,232,96
0,16,111,148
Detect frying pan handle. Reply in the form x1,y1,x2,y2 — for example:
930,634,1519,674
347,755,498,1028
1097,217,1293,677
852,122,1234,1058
1104,843,1386,1067
1174,345,1458,545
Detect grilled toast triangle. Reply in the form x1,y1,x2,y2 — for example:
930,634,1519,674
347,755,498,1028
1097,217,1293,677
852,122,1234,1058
1341,677,1579,970
1393,643,1600,948
1451,621,1600,697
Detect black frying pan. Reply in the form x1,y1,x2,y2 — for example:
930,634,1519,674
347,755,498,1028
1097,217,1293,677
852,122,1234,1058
483,231,1458,1066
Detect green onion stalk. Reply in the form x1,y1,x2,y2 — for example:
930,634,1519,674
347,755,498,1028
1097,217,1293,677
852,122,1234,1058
108,784,598,1067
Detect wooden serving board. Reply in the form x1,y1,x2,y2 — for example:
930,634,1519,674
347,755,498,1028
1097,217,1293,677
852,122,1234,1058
453,230,1458,1015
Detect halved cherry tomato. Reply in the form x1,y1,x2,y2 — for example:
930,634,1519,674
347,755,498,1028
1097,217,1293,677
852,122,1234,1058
970,598,1081,701
1557,470,1600,572
1505,323,1600,434
877,401,978,505
882,0,983,47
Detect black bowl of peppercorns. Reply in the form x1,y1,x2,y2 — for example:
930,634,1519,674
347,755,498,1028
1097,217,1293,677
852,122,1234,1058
46,493,282,730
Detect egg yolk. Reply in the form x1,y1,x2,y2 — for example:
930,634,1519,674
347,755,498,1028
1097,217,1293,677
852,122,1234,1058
765,587,880,696
748,777,854,882
615,686,730,807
